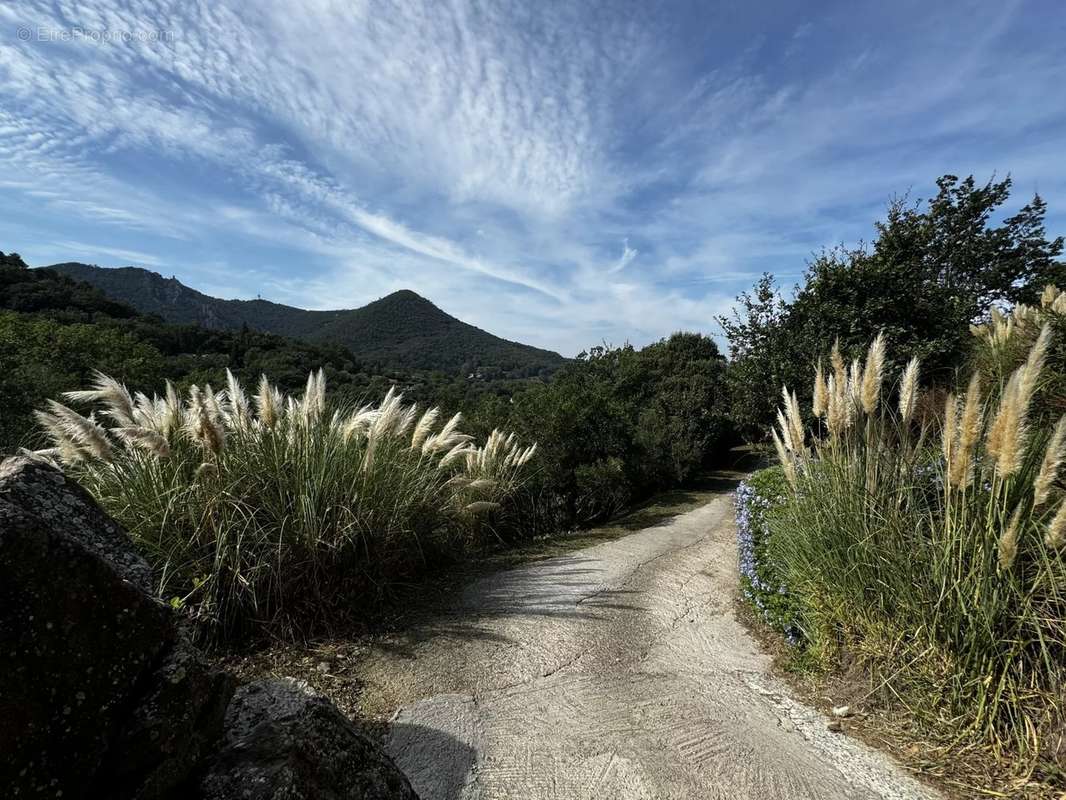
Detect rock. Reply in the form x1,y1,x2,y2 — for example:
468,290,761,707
0,457,174,798
92,628,235,799
0,456,155,593
2,457,415,800
199,678,420,800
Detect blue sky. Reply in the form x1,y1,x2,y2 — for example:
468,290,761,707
2,1,1065,355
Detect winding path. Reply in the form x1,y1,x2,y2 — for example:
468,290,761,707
356,475,938,800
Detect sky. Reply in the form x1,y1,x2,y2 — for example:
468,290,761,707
2,1,1065,356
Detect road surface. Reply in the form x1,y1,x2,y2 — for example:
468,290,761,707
356,475,938,800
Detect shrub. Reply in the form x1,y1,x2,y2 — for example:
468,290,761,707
33,370,536,642
769,300,1066,769
733,466,800,640
503,333,731,530
971,284,1066,421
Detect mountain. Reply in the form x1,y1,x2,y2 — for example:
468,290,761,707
46,263,565,378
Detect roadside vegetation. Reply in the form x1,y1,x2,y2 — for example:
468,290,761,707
34,370,535,641
6,172,1065,789
729,175,1065,793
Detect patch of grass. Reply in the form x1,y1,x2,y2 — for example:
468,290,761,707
761,303,1066,793
33,370,535,643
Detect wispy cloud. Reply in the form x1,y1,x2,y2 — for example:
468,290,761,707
1,0,1063,354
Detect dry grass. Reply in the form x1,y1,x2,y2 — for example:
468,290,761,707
33,369,536,642
766,287,1066,789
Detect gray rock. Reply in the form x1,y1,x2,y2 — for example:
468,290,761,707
0,456,155,593
0,458,173,798
199,679,420,800
2,456,415,800
93,628,236,799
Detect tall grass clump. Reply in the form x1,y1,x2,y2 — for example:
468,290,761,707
33,369,536,641
768,288,1066,773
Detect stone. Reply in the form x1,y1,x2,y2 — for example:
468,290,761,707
92,628,236,799
2,456,415,800
199,678,420,800
0,457,174,798
0,456,155,593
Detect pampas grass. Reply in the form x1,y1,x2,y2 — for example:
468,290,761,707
1034,415,1066,507
37,370,536,641
767,321,1066,772
898,356,919,423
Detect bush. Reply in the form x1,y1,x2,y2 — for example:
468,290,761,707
720,174,1065,439
767,315,1066,771
33,370,536,642
733,466,801,640
501,333,731,531
971,285,1066,422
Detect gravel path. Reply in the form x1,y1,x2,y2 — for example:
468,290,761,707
356,479,939,800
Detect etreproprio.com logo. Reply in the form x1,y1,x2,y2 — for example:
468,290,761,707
17,25,176,44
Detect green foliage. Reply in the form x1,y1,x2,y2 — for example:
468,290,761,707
48,263,565,378
718,275,798,440
38,372,535,642
734,466,800,638
768,328,1066,772
721,175,1066,439
0,261,547,453
970,287,1066,422
0,312,166,450
498,333,732,531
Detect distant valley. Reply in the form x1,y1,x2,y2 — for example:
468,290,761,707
47,262,565,378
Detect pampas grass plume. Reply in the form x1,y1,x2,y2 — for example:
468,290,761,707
1035,416,1066,507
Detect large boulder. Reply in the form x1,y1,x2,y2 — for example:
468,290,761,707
1,456,416,799
0,457,174,798
199,679,419,800
92,628,235,799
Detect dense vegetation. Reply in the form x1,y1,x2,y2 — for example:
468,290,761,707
35,369,535,640
738,290,1066,790
0,255,543,452
7,249,735,643
722,174,1066,791
720,175,1064,439
490,334,732,532
49,262,565,377
11,172,1066,789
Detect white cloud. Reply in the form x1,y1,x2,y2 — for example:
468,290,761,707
1,0,1063,357
610,239,638,274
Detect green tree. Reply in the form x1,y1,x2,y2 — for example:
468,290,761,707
717,275,800,440
721,175,1066,439
0,313,166,452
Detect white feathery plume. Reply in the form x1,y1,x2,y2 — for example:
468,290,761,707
898,357,920,423
1034,415,1066,507
114,426,171,458
860,333,886,414
225,369,252,430
411,407,440,450
64,371,135,427
256,375,281,429
812,361,827,419
40,400,113,461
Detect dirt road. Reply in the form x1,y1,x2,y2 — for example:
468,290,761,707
356,476,938,800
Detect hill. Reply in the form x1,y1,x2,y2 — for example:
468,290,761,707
1,251,556,450
47,263,565,378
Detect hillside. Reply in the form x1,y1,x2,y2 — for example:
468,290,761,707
47,263,565,377
1,252,560,450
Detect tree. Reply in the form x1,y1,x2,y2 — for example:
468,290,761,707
717,275,800,440
0,251,28,269
503,334,731,528
720,175,1066,439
